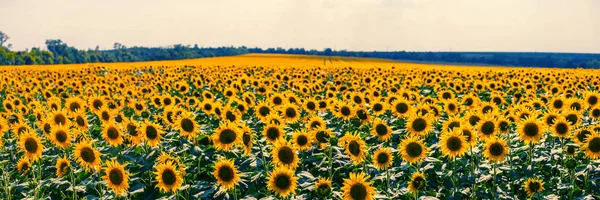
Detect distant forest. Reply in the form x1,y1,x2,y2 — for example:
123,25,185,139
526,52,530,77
0,32,599,68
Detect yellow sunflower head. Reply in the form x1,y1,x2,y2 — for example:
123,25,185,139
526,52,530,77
17,157,31,174
292,129,313,151
103,159,130,196
73,140,101,172
372,147,394,170
212,121,242,151
267,166,298,198
341,172,375,200
398,135,429,165
263,123,285,143
408,171,426,194
439,129,469,159
271,139,299,169
523,178,545,197
19,130,44,162
314,177,332,196
581,131,600,160
50,124,72,149
370,118,392,142
55,156,70,177
517,117,545,145
482,137,509,163
213,158,241,191
154,161,184,194
339,132,368,165
102,120,124,147
406,113,433,136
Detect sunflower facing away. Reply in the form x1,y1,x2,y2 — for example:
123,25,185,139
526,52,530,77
213,158,241,191
372,147,394,170
523,178,545,197
271,139,299,169
74,140,102,172
103,159,130,196
55,156,70,177
408,171,426,194
482,137,509,163
19,130,44,162
399,135,429,165
155,161,184,193
517,117,545,145
341,172,376,200
267,166,299,198
439,129,469,159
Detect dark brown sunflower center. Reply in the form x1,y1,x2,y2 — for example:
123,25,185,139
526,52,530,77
406,142,423,158
589,137,600,153
258,106,270,116
109,169,124,185
469,116,480,126
181,118,194,132
146,125,158,139
571,103,582,111
499,121,509,132
481,121,495,135
225,111,236,122
278,146,295,164
243,133,251,146
101,112,110,121
462,130,473,142
219,129,236,144
593,109,600,118
340,106,351,116
588,96,598,105
411,118,427,132
555,123,568,135
93,99,103,109
80,147,96,163
273,97,283,105
76,116,85,126
529,182,541,192
350,183,367,200
447,121,460,132
356,109,368,120
376,152,390,164
25,138,38,153
306,102,316,110
446,136,462,151
266,127,280,141
69,102,80,112
524,123,539,137
218,165,234,182
107,127,119,139
489,143,504,156
395,103,409,114
285,108,297,118
553,100,563,109
442,92,452,99
316,131,329,143
54,114,66,125
566,146,576,154
127,123,138,136
375,124,388,136
546,115,557,126
565,114,578,125
55,130,68,142
348,141,361,156
577,130,591,143
412,176,424,189
373,103,383,112
275,175,291,190
296,135,308,146
162,169,177,185
310,121,322,129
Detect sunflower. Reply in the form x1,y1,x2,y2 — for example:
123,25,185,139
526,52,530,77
72,110,89,131
542,109,560,127
439,129,469,159
564,145,577,156
213,158,241,191
154,161,184,193
550,116,572,138
55,156,70,177
444,98,460,115
339,132,368,165
549,96,566,111
142,120,164,147
88,95,107,112
497,116,511,134
407,171,426,194
464,111,482,127
267,166,298,198
306,115,326,130
122,118,142,145
74,140,102,171
584,91,600,108
103,159,130,196
563,108,582,127
50,124,72,149
581,132,600,160
240,125,254,155
406,113,433,136
263,123,285,143
590,106,600,120
482,137,509,163
255,101,272,121
459,126,478,147
334,101,355,120
17,157,31,174
272,139,299,169
65,97,86,115
49,109,69,126
370,118,392,142
19,131,44,162
442,115,463,132
476,114,498,139
517,117,545,145
314,126,333,148
175,111,199,139
398,136,429,164
573,128,593,144
212,122,242,151
269,93,287,107
341,172,375,200
281,103,300,123
370,99,387,115
372,147,393,170
391,98,412,117
103,121,124,147
523,178,545,197
314,177,332,196
292,129,313,151
221,107,241,123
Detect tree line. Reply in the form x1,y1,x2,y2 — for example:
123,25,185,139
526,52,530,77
0,31,599,68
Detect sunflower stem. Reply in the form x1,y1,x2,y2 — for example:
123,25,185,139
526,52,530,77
491,163,496,200
386,167,391,198
452,156,458,195
529,142,534,171
470,148,476,199
569,169,575,200
328,142,333,179
233,186,238,200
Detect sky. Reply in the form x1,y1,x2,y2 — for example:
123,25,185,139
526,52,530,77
1,0,599,53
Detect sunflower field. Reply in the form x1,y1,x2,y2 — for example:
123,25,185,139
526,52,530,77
0,53,599,200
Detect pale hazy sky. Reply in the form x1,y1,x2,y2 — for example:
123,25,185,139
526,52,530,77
1,0,599,53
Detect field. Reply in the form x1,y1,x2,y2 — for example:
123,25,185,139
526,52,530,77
0,53,599,199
